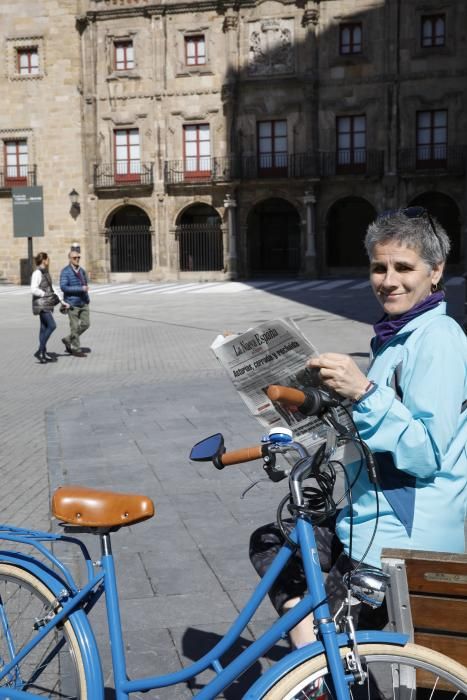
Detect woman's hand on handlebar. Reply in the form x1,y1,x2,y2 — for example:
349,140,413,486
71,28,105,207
307,353,369,402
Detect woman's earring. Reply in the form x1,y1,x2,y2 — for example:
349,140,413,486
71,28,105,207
431,282,439,292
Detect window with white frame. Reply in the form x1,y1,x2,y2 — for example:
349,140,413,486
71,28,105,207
5,140,28,185
114,129,141,181
17,48,39,75
339,23,362,55
114,40,134,71
421,14,445,48
416,110,447,165
183,124,211,176
257,120,288,175
336,115,366,170
185,35,206,66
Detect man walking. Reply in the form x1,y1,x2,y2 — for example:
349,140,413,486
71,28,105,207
60,251,90,357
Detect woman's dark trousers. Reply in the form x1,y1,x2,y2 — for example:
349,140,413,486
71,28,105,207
39,311,56,352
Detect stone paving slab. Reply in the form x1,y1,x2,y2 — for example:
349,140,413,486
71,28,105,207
47,376,289,697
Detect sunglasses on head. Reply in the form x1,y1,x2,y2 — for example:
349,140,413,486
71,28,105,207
377,206,440,242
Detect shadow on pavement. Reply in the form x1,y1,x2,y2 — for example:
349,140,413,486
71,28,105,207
181,627,289,698
241,278,465,326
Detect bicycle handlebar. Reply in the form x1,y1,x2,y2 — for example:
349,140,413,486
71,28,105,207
216,384,342,468
267,384,340,415
267,385,305,406
219,446,264,466
197,384,344,470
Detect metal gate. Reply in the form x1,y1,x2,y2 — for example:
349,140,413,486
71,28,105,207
177,223,223,271
108,225,153,272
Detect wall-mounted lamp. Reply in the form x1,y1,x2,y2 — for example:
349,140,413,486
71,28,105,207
69,189,81,218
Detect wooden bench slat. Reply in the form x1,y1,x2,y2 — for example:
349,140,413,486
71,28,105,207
406,559,467,597
411,595,467,633
415,632,467,667
382,548,467,596
382,549,467,565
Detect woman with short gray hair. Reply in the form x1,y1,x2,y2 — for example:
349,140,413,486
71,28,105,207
309,206,466,561
365,206,451,273
251,206,466,649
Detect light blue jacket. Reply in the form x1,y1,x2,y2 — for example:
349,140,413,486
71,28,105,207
336,303,467,567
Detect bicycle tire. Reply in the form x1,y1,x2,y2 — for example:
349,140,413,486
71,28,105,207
261,643,467,700
0,563,87,699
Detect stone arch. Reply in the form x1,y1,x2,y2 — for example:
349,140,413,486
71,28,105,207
408,191,461,264
105,204,152,273
176,203,223,271
247,197,301,274
326,196,377,267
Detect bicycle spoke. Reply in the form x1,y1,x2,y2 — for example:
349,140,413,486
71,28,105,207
0,566,85,698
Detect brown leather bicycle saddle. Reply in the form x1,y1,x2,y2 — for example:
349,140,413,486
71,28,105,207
52,485,155,528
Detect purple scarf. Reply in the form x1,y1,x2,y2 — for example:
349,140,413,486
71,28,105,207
373,291,445,350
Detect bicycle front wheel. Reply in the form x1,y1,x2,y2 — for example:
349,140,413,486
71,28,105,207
261,643,467,700
0,563,87,698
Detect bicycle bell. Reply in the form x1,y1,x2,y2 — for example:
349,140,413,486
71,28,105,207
265,427,293,444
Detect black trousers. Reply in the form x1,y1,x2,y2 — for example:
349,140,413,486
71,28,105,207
249,514,387,629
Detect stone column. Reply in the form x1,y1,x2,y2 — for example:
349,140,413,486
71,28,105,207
303,189,317,277
170,226,180,277
302,1,320,33
222,12,239,163
302,2,320,162
224,194,238,279
223,11,239,74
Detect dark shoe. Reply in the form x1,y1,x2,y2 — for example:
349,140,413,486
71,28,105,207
34,350,47,364
71,350,87,357
62,338,72,354
44,352,58,362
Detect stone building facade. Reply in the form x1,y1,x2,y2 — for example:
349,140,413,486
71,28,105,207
0,0,466,283
0,0,85,283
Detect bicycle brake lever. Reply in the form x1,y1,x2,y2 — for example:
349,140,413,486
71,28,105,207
262,452,289,482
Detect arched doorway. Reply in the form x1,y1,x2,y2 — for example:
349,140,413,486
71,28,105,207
326,197,376,267
107,205,152,272
248,198,300,273
177,204,223,271
408,192,461,264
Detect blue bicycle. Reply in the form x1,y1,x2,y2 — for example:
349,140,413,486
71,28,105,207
0,384,466,699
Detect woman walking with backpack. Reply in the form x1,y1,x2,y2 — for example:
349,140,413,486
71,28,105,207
31,252,68,363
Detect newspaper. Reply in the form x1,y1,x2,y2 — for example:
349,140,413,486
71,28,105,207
211,318,355,461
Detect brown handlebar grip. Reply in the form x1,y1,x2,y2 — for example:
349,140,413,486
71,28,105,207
267,385,306,407
220,446,264,466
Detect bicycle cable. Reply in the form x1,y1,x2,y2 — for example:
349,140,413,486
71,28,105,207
338,403,381,575
273,394,382,578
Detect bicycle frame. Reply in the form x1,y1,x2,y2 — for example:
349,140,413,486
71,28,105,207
0,521,407,700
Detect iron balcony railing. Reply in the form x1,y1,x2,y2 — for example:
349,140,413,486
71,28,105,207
94,162,154,189
0,166,37,190
320,149,384,177
164,153,322,185
164,151,385,185
164,157,241,185
398,146,466,175
241,153,321,179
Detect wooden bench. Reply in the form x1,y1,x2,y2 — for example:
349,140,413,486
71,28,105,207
381,548,467,678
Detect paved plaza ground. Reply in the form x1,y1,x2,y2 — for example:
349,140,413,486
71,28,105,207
0,279,464,698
